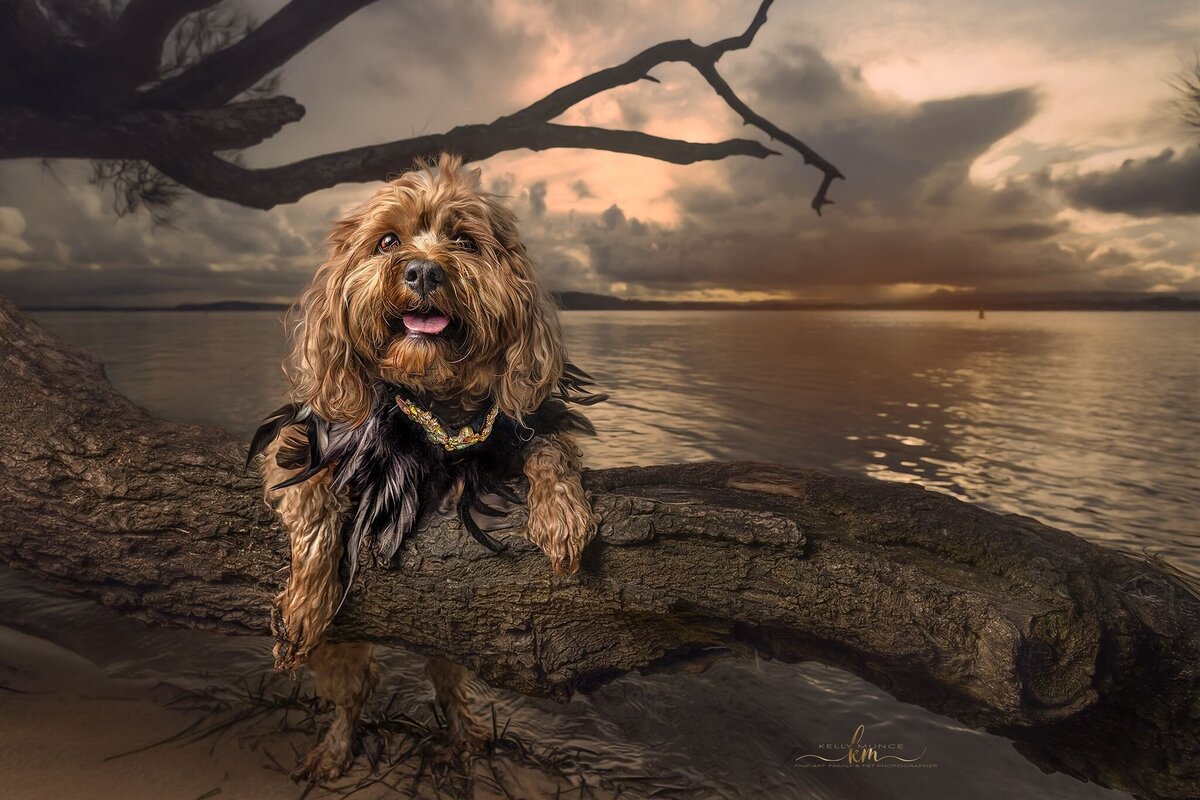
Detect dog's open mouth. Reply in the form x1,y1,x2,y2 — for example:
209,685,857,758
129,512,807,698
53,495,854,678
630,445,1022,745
402,312,450,336
389,309,453,339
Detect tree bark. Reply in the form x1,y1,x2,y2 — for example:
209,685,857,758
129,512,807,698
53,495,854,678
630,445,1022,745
150,123,777,210
0,99,305,159
0,0,843,213
0,294,1195,800
141,0,378,109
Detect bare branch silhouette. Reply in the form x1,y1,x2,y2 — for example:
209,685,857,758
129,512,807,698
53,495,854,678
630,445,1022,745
0,0,842,213
1171,56,1200,134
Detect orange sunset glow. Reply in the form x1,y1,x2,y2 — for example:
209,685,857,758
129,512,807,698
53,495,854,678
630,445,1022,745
0,0,1195,307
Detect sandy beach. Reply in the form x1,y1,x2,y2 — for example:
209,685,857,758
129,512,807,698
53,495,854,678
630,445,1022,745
0,625,309,800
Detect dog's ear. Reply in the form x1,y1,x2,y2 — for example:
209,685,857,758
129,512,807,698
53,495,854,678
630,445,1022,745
480,193,566,420
494,278,566,421
285,216,374,424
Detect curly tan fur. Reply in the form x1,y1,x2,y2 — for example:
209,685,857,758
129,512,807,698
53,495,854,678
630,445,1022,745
524,433,598,574
426,657,497,751
257,154,598,781
260,432,348,671
293,643,379,782
284,153,565,425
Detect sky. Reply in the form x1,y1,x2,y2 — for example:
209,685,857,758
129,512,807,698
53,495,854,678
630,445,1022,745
0,0,1197,306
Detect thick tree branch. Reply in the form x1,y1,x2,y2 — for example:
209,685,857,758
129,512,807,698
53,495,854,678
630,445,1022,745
0,0,86,105
500,0,774,124
147,0,834,210
141,0,380,109
498,0,842,211
151,122,777,209
87,0,223,98
693,60,842,213
0,0,841,214
0,295,1196,800
0,98,305,159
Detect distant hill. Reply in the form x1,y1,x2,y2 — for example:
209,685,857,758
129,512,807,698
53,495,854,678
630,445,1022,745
26,301,289,312
23,291,1200,312
887,290,1200,312
173,301,289,311
552,290,1200,312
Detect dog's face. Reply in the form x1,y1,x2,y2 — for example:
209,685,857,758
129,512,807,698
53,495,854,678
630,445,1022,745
288,154,564,424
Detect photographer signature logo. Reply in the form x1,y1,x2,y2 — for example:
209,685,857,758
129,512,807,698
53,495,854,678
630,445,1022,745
794,724,934,769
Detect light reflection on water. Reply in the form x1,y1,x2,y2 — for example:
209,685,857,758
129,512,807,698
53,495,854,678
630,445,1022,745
564,310,1199,571
12,308,1197,799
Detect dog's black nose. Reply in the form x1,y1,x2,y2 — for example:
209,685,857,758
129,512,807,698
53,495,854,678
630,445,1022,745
404,260,445,296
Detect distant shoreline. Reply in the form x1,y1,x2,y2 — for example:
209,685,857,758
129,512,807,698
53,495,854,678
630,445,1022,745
21,291,1200,313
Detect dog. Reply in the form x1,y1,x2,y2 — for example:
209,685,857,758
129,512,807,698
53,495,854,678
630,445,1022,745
247,154,602,781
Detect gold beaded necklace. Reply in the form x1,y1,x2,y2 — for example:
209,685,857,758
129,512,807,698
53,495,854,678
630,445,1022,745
395,396,500,451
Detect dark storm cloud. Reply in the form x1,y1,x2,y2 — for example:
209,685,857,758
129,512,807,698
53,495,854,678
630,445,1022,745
1,0,1196,306
600,204,626,230
489,174,516,197
528,181,548,217
572,213,1092,292
971,222,1068,242
1057,148,1200,217
751,43,855,106
522,57,1188,299
0,161,326,306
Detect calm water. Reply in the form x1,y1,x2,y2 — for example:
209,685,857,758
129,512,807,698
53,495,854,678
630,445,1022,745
8,309,1200,799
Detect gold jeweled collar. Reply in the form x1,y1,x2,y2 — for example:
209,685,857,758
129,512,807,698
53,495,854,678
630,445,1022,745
395,396,500,451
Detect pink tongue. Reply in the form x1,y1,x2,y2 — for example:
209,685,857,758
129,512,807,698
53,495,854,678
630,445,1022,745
403,313,450,335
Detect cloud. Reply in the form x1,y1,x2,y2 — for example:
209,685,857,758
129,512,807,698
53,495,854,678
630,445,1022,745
751,43,858,108
527,180,548,217
1058,148,1200,217
0,207,33,258
0,160,333,306
599,204,625,230
0,0,1196,306
545,85,1056,294
971,222,1068,242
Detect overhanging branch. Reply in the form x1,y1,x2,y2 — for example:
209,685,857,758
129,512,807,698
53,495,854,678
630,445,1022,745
0,0,842,213
152,122,778,209
149,0,838,210
141,0,380,109
90,0,223,97
0,98,305,159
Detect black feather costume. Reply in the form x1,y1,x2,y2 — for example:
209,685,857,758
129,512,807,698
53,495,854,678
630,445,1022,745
247,363,604,607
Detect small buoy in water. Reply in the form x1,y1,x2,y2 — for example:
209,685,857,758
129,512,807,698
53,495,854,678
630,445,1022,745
978,309,986,320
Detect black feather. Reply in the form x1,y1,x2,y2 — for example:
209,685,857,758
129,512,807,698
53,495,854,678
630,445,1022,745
471,497,509,518
571,392,608,406
563,362,594,382
247,364,607,618
245,403,302,471
459,502,506,552
484,481,525,506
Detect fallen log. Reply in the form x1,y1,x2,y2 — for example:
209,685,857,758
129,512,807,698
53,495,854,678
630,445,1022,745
0,294,1195,799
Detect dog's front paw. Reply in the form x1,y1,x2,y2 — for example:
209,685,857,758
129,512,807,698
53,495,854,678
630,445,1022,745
292,738,352,784
524,491,597,575
270,592,316,671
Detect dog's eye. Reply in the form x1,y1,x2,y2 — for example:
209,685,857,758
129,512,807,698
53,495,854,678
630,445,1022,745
377,233,400,253
453,234,477,253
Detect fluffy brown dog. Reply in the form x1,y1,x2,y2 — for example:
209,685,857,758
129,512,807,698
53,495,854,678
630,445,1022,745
249,154,599,781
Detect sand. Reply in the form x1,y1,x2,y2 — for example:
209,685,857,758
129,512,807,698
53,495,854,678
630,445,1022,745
0,625,307,800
